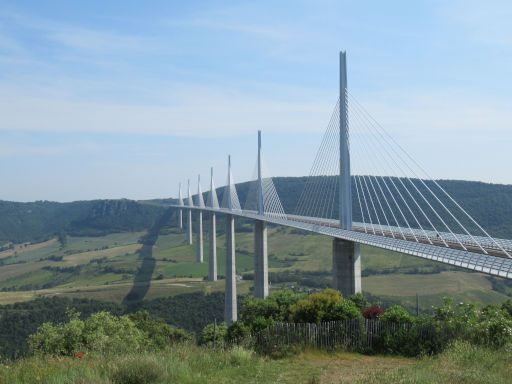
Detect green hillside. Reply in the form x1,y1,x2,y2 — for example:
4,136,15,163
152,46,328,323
0,199,163,244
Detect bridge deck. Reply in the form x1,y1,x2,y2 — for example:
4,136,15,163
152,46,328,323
173,205,512,279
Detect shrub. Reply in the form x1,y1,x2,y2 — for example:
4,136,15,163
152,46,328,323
128,311,192,349
363,305,384,319
111,355,163,384
28,310,191,356
199,322,227,346
81,312,145,354
226,321,251,344
501,299,512,318
239,290,305,332
348,293,369,311
289,289,361,323
380,305,414,324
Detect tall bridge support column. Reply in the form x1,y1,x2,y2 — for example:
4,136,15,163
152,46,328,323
196,211,203,262
225,214,237,324
186,209,192,245
254,219,268,298
208,212,217,280
332,238,361,296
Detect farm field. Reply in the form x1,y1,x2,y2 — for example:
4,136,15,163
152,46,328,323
0,224,509,308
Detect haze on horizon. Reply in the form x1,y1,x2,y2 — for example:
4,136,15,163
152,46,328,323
0,0,511,203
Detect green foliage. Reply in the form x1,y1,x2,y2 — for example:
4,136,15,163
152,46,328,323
0,296,123,358
128,310,193,348
199,322,228,346
289,289,361,323
347,292,369,311
226,321,251,344
28,311,145,356
27,310,190,356
136,292,225,335
379,305,414,324
502,299,512,317
374,298,512,356
239,290,306,332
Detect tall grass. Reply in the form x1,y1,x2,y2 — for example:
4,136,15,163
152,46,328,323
0,344,318,384
358,341,512,384
0,342,509,384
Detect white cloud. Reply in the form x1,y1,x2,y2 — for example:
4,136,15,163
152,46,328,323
0,86,332,137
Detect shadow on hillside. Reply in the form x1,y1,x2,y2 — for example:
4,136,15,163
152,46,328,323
122,207,173,308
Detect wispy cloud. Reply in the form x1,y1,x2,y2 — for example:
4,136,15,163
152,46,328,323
0,85,332,137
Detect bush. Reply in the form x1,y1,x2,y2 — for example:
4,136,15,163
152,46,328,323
128,311,192,349
363,305,384,319
239,290,305,332
226,321,251,344
28,310,191,356
111,355,163,384
289,289,361,323
380,305,414,324
348,293,369,311
199,322,227,346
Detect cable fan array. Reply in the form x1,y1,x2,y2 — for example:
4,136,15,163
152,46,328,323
295,93,511,258
244,154,287,220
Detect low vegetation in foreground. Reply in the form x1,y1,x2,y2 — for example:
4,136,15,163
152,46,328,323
0,340,510,383
1,289,511,383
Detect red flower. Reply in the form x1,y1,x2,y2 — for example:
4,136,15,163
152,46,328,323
74,351,85,359
363,304,384,319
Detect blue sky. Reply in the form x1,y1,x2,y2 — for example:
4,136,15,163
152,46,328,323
0,0,511,202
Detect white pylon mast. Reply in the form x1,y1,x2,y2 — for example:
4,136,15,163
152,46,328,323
257,130,264,216
339,51,352,230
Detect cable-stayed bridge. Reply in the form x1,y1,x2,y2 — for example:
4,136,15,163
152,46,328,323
172,52,512,323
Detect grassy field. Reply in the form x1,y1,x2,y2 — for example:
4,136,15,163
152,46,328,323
0,341,509,384
0,239,57,260
0,224,509,308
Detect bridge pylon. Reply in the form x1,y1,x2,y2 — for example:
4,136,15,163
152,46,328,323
224,155,237,324
208,167,218,281
196,174,204,263
254,130,269,298
186,179,193,245
333,51,362,296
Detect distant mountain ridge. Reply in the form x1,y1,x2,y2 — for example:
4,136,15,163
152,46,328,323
0,199,162,244
1,177,512,244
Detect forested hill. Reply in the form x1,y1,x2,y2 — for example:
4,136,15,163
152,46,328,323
0,199,163,244
2,177,512,245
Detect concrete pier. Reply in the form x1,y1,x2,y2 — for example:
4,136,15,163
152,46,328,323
196,211,203,262
208,212,217,280
225,214,237,324
332,238,361,296
186,209,192,245
254,219,268,298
